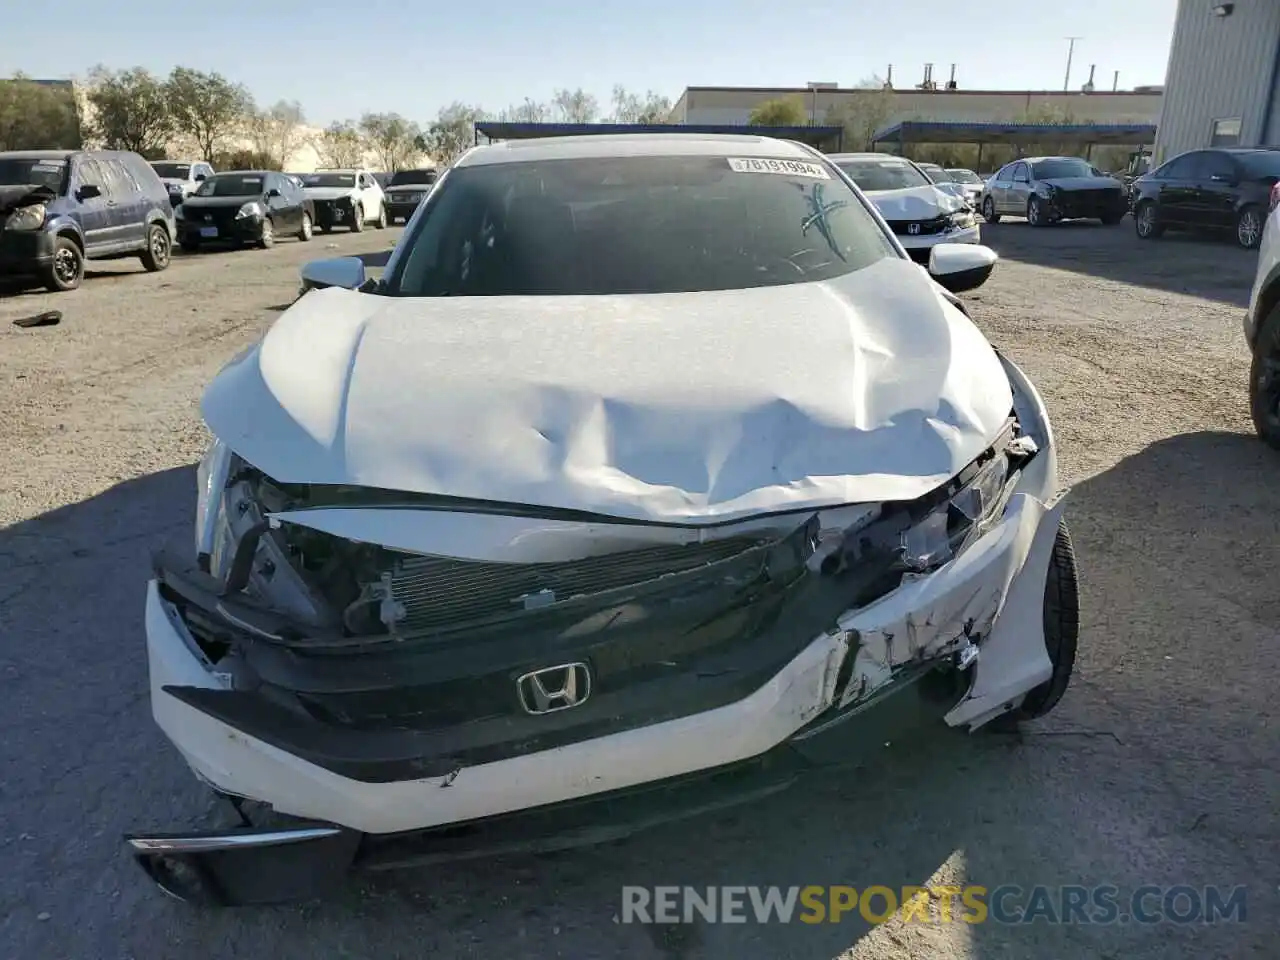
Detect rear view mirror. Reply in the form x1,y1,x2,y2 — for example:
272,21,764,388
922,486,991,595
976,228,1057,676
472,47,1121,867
78,184,101,200
928,243,998,293
266,188,282,198
300,256,367,292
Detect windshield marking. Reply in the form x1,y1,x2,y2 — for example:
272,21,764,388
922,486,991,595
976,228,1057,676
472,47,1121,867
799,183,850,262
726,157,830,179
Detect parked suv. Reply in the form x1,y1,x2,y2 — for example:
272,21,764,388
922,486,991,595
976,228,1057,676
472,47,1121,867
150,159,215,208
1245,185,1280,446
0,149,175,292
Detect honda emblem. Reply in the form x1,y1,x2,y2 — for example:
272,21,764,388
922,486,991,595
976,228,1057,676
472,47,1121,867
908,222,921,235
517,663,592,715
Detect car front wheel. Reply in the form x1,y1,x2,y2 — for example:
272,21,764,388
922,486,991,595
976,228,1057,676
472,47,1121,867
982,196,1000,224
1134,201,1162,239
351,204,365,232
1250,304,1280,448
1026,196,1045,227
41,235,84,292
1237,205,1264,249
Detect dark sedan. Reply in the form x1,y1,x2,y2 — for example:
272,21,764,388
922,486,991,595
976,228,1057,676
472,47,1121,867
383,167,438,224
176,170,314,251
1130,147,1280,249
979,156,1127,226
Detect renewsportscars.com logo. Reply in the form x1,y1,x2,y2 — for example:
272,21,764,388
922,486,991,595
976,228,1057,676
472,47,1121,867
617,885,1250,926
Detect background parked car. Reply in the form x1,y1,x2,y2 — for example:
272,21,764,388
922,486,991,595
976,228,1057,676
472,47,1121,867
0,149,175,292
916,162,972,207
384,167,439,224
176,170,313,251
946,168,986,207
980,156,1127,227
1131,147,1280,249
298,169,387,233
150,160,214,208
830,152,980,263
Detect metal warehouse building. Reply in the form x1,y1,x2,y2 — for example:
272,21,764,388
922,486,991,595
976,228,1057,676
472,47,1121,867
1155,0,1280,163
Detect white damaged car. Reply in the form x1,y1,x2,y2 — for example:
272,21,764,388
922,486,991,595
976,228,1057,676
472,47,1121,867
129,134,1076,904
830,153,980,263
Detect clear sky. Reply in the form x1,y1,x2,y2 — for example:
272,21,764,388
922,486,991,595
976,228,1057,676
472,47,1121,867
4,0,1178,126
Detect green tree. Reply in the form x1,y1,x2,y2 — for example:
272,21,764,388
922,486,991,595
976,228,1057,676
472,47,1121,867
85,66,172,157
609,86,672,124
165,67,254,162
825,76,896,151
359,112,423,171
747,96,807,127
0,74,82,151
422,102,484,168
314,121,366,168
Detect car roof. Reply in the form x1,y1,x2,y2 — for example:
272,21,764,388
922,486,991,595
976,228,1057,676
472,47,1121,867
314,168,359,173
0,150,74,161
826,152,910,162
210,169,274,176
456,133,819,168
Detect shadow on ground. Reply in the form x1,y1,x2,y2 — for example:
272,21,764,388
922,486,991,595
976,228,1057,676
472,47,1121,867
983,220,1257,308
1,432,1276,958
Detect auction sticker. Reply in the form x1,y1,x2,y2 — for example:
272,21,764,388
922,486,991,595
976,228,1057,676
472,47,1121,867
727,157,830,178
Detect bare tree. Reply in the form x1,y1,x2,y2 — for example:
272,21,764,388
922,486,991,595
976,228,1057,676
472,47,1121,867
497,98,548,123
551,88,599,123
748,96,807,126
825,76,896,151
313,120,366,168
609,86,672,124
359,112,422,171
247,99,306,169
165,67,253,162
84,66,173,157
422,102,484,168
0,74,83,151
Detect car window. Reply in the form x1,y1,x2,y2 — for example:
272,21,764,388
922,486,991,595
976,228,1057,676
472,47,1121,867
304,172,357,188
1157,154,1195,179
1029,158,1094,179
98,157,138,199
0,157,68,192
1238,151,1280,178
389,169,438,186
195,173,266,197
947,169,982,184
1199,151,1237,180
1012,163,1030,181
387,154,898,298
151,162,192,180
73,156,106,194
835,157,932,191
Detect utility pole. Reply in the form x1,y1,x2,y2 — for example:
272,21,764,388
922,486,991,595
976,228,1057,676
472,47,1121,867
1063,37,1082,91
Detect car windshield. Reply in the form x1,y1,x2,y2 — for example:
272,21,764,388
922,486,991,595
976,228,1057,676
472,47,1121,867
1031,158,1097,180
1238,151,1280,178
835,158,932,192
387,154,896,297
303,172,357,188
195,174,265,197
389,169,438,186
947,169,982,184
919,164,953,182
0,157,66,191
151,162,191,179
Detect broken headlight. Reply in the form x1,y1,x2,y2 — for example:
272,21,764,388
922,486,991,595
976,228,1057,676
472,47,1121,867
4,203,47,232
195,438,234,573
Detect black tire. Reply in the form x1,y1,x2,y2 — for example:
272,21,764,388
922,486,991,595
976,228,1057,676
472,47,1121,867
297,212,313,242
140,223,171,272
981,196,1000,224
351,204,365,232
374,204,387,229
1134,200,1163,239
41,235,84,292
1026,196,1046,227
1005,520,1079,722
257,217,275,249
1236,205,1264,250
1249,304,1280,448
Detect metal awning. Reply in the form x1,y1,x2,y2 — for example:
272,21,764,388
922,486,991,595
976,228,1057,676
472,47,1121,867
872,120,1156,148
474,122,845,151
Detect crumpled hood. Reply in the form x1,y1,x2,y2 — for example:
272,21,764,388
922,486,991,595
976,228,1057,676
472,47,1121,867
0,184,56,217
863,185,964,220
303,186,359,201
202,257,1013,524
1041,176,1123,191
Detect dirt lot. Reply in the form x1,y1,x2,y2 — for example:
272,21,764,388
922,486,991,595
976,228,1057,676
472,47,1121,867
0,220,1276,959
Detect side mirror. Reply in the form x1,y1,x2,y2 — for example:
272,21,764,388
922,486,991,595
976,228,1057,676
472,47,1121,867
300,256,367,292
266,187,282,198
194,172,207,182
78,184,101,200
928,243,997,294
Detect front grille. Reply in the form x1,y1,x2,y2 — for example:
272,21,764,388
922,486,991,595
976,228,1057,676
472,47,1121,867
885,214,950,236
386,535,771,633
193,207,239,231
1054,188,1123,215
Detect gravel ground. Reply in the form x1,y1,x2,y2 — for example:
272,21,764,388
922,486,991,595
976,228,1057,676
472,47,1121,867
0,219,1276,959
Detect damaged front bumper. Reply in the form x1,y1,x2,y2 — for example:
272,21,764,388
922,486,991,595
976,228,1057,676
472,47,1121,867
129,356,1068,903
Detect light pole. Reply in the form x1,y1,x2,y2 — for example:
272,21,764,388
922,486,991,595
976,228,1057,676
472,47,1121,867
1063,37,1082,91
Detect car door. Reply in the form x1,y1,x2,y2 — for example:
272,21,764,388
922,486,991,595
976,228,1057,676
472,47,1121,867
69,155,114,256
1154,153,1201,226
98,156,144,250
358,172,383,221
282,174,308,228
1008,162,1033,215
987,164,1012,211
1196,150,1242,231
263,174,297,231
